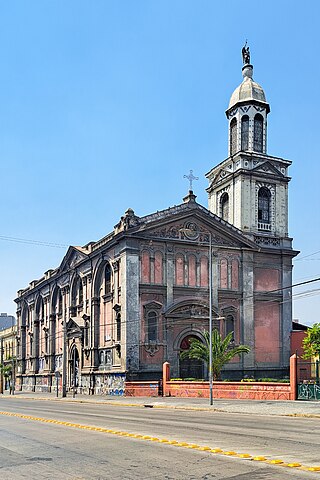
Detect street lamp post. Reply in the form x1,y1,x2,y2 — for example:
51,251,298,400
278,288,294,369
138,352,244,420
208,233,213,406
180,228,214,406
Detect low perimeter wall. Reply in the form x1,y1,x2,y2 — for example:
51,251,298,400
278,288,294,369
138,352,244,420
125,381,160,397
125,356,297,400
164,380,291,400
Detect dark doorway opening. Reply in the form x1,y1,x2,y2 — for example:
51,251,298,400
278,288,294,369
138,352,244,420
179,335,204,379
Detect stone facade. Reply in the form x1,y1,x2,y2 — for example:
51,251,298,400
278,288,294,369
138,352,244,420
14,52,298,394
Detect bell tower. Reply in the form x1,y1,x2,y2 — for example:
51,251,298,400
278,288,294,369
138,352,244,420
206,45,292,243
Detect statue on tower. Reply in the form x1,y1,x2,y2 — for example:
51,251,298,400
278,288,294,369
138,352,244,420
242,41,250,65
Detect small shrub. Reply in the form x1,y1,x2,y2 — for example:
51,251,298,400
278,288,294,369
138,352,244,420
257,378,290,383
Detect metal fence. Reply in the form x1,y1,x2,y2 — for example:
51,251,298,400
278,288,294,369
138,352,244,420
297,358,320,400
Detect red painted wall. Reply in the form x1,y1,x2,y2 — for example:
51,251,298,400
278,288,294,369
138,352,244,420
291,331,311,381
291,331,306,356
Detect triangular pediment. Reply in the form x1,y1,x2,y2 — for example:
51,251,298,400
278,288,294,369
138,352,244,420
133,203,256,250
211,167,232,183
59,246,88,273
252,160,284,177
66,315,89,337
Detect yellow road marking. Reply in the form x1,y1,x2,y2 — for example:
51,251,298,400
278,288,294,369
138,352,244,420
0,410,319,474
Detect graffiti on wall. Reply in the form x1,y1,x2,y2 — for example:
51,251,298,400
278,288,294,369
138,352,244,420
95,373,125,396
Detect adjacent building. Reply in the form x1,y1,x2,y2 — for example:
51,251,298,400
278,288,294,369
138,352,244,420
0,314,17,392
15,50,298,394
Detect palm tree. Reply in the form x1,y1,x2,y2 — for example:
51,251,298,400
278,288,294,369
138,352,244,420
180,329,250,381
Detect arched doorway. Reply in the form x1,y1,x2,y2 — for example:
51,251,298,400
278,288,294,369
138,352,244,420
179,335,204,380
70,347,80,390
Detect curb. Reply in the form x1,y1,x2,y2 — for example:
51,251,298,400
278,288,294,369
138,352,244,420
3,395,320,418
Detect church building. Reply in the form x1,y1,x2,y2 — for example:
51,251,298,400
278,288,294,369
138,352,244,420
15,48,298,394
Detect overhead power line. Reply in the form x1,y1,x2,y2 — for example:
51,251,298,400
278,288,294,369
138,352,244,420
0,235,68,249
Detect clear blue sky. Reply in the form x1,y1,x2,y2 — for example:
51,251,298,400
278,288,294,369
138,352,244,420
0,1,319,325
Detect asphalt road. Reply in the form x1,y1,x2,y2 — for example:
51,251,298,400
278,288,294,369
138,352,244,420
0,397,320,479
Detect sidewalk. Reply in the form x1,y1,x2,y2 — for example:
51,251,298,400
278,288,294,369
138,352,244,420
2,390,320,417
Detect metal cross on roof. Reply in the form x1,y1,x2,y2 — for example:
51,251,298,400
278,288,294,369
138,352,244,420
183,170,199,191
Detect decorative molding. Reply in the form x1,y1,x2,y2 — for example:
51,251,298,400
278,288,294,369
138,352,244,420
253,105,265,112
240,105,251,113
254,236,281,247
144,343,160,356
167,304,209,318
143,301,162,312
228,107,238,118
114,208,141,233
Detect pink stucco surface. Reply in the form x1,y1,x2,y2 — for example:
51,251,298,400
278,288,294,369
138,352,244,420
200,256,208,287
141,251,150,283
175,255,184,286
231,259,239,289
154,251,163,284
255,302,280,363
188,255,196,286
220,259,228,288
254,268,280,292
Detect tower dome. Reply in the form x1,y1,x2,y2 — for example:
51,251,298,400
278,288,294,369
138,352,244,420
226,45,270,156
227,64,270,113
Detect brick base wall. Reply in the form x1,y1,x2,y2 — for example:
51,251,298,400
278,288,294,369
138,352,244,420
125,381,159,397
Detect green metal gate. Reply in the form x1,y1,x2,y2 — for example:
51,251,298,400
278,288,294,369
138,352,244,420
297,358,320,400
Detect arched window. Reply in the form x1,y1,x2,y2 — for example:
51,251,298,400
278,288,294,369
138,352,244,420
116,313,121,342
258,187,271,224
241,115,249,151
254,114,263,152
230,118,237,155
147,311,157,342
105,263,112,294
220,193,229,221
225,315,235,342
